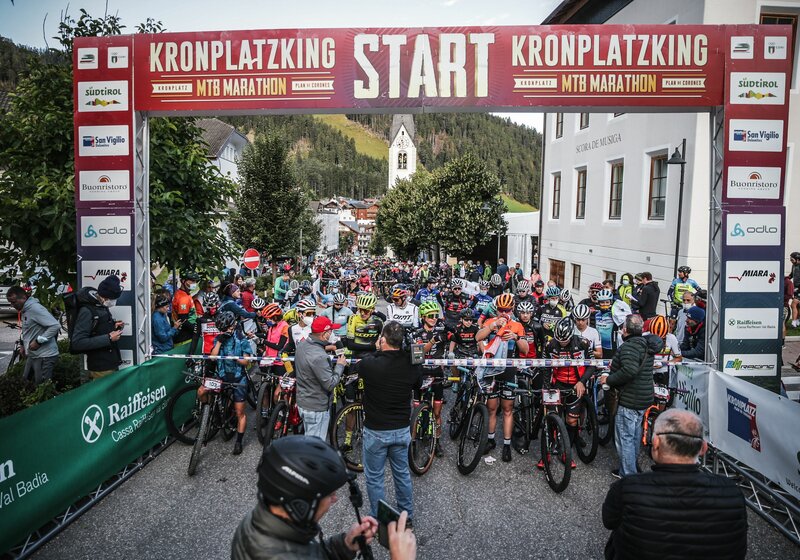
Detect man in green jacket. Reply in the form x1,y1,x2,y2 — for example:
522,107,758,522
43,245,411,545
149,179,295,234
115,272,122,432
600,314,657,478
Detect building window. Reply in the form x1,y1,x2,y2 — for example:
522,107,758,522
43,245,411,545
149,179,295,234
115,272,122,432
550,259,565,287
575,169,587,219
555,113,564,138
648,155,668,220
609,162,624,220
579,113,589,129
571,264,581,291
552,173,561,219
398,151,407,170
603,270,617,285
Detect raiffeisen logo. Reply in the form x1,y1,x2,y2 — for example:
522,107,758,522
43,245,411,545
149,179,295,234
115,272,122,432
107,386,167,425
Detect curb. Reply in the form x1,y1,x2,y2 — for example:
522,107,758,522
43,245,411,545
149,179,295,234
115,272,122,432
786,336,800,342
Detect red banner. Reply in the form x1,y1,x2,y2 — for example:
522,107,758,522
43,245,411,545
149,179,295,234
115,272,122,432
130,25,727,113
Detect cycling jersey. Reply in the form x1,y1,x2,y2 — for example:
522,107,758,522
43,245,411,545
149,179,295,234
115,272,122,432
531,291,546,305
652,332,681,376
482,317,525,357
575,325,601,356
451,323,479,357
518,319,544,359
321,306,352,336
544,337,594,385
386,302,420,329
668,277,700,305
189,315,219,355
345,313,383,354
595,310,619,358
443,292,471,327
412,322,447,371
414,287,441,306
263,320,289,365
537,303,567,337
215,334,250,381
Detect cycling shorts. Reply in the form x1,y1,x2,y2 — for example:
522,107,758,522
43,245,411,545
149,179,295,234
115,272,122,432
553,381,583,416
224,375,247,403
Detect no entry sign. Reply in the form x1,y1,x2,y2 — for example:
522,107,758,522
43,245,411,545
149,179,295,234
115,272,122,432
243,248,260,270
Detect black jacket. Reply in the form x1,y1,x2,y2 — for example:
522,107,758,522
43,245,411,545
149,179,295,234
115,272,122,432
70,287,122,372
681,322,706,360
603,463,747,560
637,281,660,319
605,335,657,410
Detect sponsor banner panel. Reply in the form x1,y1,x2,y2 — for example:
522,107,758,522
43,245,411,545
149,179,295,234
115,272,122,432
708,371,800,501
77,170,131,203
77,80,129,112
79,214,133,247
80,260,132,291
724,260,780,293
724,166,781,201
0,353,190,555
670,363,710,433
729,72,785,105
727,119,784,152
722,353,778,377
724,210,782,247
723,307,780,340
78,124,130,157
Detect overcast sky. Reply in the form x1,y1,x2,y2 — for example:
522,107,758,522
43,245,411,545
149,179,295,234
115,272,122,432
0,0,561,131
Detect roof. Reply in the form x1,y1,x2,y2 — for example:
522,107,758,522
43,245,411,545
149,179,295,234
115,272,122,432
542,0,633,24
196,118,248,158
390,114,415,143
339,220,360,233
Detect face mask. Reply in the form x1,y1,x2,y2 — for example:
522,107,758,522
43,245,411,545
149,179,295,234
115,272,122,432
480,290,487,296
683,303,692,310
188,283,197,292
548,298,558,307
622,280,630,286
266,320,275,327
104,299,117,308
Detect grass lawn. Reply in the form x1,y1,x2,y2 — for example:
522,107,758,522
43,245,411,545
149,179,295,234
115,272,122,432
502,194,537,213
313,115,389,161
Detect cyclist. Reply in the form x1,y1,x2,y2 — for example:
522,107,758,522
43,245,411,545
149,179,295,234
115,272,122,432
414,277,441,307
345,293,383,357
219,283,258,323
538,317,595,469
284,298,316,355
412,301,448,457
516,300,545,360
513,280,536,314
476,293,529,462
645,315,682,385
189,292,221,360
667,266,700,317
473,280,494,323
442,279,472,329
577,282,603,328
358,270,372,293
559,288,575,313
531,279,546,306
595,289,620,360
488,274,504,298
386,285,420,329
321,293,352,342
172,272,200,343
571,303,602,359
260,303,290,378
203,310,251,455
537,286,568,340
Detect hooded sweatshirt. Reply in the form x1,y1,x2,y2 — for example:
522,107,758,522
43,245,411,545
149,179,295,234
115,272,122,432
21,296,60,359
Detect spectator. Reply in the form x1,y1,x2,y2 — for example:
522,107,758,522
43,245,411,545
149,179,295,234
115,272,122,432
617,273,634,306
483,260,493,282
294,316,347,439
6,286,60,384
600,314,657,478
629,273,643,314
220,284,257,321
241,277,257,312
602,409,747,560
172,272,199,343
273,270,291,305
674,291,696,346
152,294,182,354
70,275,124,381
636,272,660,319
529,267,541,285
790,251,800,328
231,436,386,560
602,279,617,298
359,321,423,523
496,258,509,282
681,306,706,360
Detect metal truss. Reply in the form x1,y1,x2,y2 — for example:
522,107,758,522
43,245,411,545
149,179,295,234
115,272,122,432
4,436,175,559
704,446,800,546
134,112,152,365
706,106,724,368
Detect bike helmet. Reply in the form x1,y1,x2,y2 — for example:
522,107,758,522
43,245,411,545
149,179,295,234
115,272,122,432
283,307,298,326
154,294,170,308
649,315,669,340
495,293,514,311
391,285,408,300
356,293,377,310
295,298,316,314
257,436,349,527
677,266,691,275
289,279,300,291
450,279,464,289
596,289,614,302
792,252,800,260
261,303,283,319
589,282,603,291
479,280,489,289
251,296,266,311
203,292,220,309
559,288,572,303
490,273,502,287
419,301,441,317
332,293,346,305
214,310,236,332
572,304,591,320
545,286,561,298
534,279,545,287
181,272,200,282
554,317,575,343
516,280,530,294
299,280,312,295
516,300,536,314
460,308,475,320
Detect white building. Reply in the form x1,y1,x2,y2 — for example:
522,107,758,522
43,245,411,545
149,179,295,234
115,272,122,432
388,114,417,188
312,203,340,257
539,0,799,301
504,211,540,277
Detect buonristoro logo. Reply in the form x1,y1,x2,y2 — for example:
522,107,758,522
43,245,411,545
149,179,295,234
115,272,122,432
81,386,168,444
78,81,129,112
78,125,129,157
78,170,130,202
729,73,785,105
726,167,780,200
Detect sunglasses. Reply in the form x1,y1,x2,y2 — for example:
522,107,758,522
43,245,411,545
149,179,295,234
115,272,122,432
303,312,316,317
497,307,512,313
423,314,438,319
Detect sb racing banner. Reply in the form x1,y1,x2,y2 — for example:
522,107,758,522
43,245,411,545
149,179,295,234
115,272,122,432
0,353,190,555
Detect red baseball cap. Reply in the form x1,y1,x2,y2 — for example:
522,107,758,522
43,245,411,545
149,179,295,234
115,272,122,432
311,316,341,333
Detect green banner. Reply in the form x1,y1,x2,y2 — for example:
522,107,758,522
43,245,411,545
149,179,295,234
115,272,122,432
0,353,193,555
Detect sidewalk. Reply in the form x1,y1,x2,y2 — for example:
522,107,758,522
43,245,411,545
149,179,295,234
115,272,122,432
781,338,800,401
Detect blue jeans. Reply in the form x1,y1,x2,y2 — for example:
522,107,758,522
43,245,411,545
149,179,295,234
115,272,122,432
298,407,330,441
615,405,645,477
363,427,414,520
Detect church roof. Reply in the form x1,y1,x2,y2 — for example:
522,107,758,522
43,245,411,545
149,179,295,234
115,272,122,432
390,114,415,143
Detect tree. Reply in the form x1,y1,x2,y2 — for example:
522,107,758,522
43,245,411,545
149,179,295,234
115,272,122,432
228,135,321,264
375,173,431,260
339,231,356,255
0,9,235,302
367,230,386,256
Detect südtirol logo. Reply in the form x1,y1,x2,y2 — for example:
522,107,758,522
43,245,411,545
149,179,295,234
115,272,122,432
78,81,129,112
729,72,785,105
726,389,761,452
81,404,105,443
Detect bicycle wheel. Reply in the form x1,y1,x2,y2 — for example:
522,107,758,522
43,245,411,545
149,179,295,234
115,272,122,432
640,406,660,462
255,380,275,444
595,385,614,446
457,403,488,475
166,384,203,444
540,412,571,493
511,395,532,454
447,384,468,440
244,372,258,409
409,402,436,476
188,403,211,476
6,348,21,373
333,403,365,472
574,396,599,464
221,395,238,441
264,401,290,446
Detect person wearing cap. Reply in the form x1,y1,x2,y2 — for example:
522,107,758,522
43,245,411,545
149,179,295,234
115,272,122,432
294,316,348,440
172,272,200,344
70,275,125,380
194,278,219,316
232,436,398,560
680,306,706,360
152,294,182,354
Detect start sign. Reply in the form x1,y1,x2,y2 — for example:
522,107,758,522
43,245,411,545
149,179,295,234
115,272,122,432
243,248,260,270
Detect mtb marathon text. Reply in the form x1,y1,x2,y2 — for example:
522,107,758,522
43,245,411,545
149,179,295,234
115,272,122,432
146,31,710,99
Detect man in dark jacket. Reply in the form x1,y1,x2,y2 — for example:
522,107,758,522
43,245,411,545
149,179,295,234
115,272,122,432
602,409,747,560
600,314,657,477
70,275,124,380
681,306,706,360
636,272,660,319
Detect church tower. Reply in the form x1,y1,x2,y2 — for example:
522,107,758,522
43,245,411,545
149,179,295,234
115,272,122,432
388,114,416,188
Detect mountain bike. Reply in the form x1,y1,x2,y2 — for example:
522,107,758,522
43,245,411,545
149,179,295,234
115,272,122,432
588,371,614,446
263,374,304,445
328,372,361,443
449,367,490,475
510,368,541,455
332,373,367,472
409,374,460,475
640,383,688,462
255,367,279,444
187,376,238,476
3,320,23,374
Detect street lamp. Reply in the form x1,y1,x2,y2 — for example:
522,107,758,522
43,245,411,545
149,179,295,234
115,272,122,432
666,138,687,280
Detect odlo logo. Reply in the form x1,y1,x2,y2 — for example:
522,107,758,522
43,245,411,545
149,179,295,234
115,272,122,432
730,223,778,237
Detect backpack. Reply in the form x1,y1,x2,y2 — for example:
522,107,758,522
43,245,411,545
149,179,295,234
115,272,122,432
63,292,99,354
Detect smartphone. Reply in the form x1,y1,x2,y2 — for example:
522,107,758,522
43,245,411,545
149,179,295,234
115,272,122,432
376,499,401,549
335,347,346,357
